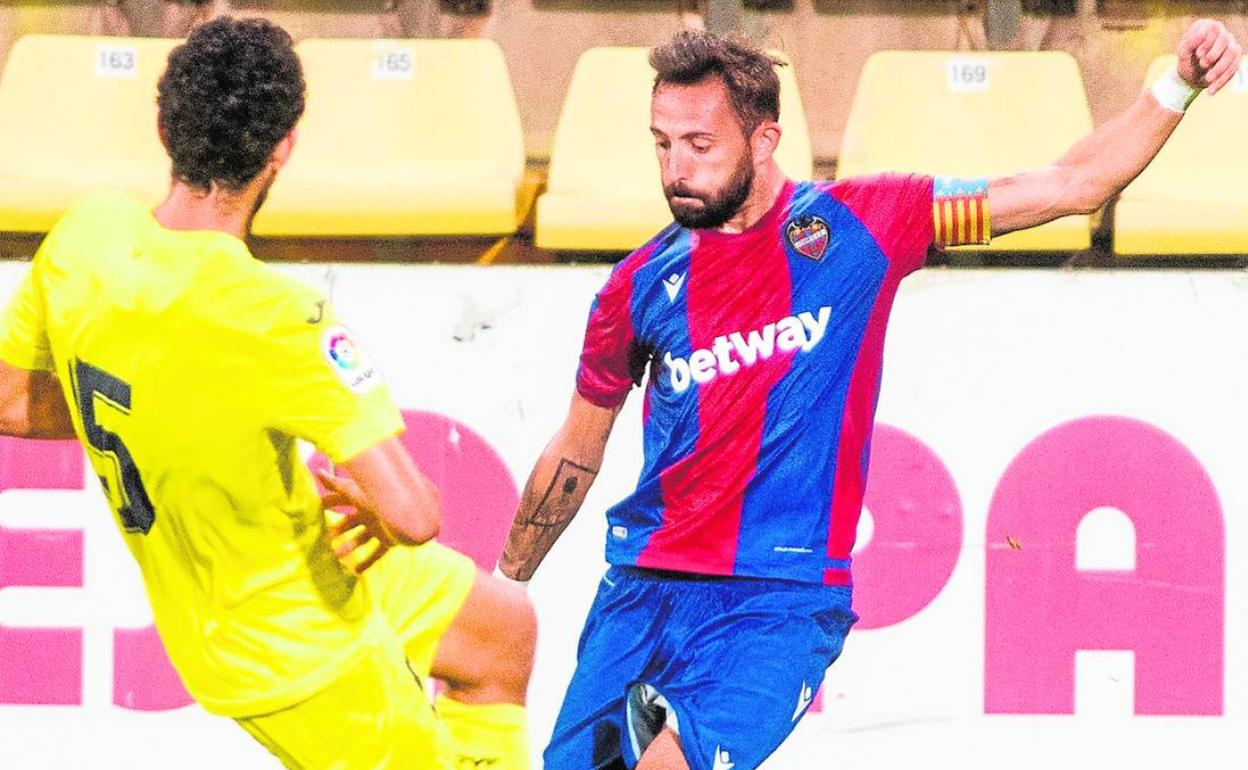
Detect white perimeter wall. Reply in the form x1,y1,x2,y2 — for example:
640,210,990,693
0,264,1243,769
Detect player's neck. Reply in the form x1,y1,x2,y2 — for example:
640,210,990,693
715,163,787,235
153,181,260,242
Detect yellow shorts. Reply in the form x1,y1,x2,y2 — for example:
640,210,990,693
365,541,479,679
236,628,453,770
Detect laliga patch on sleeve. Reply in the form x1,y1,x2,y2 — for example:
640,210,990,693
321,325,384,394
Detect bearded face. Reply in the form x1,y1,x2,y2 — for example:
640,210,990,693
651,77,761,231
663,149,755,230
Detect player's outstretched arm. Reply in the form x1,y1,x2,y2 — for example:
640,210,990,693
989,19,1241,237
0,361,76,439
497,392,621,582
329,436,442,547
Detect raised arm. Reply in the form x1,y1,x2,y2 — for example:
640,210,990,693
990,19,1241,236
497,392,621,581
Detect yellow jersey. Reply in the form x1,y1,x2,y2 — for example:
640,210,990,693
0,192,404,717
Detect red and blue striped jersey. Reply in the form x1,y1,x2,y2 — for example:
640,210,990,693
577,174,962,586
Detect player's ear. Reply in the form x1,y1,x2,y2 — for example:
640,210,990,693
269,127,298,171
751,120,781,166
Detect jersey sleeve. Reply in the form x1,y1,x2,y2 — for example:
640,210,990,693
832,173,992,276
576,260,643,409
264,295,403,464
829,173,937,276
0,251,54,371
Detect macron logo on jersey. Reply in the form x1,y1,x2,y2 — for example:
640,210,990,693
663,272,686,302
663,306,831,394
792,681,814,722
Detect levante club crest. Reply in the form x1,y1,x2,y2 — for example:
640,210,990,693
786,216,829,261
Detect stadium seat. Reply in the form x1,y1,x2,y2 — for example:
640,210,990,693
535,47,813,251
252,38,525,237
837,51,1094,251
1114,56,1248,255
0,35,178,233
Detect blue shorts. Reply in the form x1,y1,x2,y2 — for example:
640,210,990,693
544,566,857,770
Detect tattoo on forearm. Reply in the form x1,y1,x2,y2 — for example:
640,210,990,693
501,456,599,580
528,458,597,526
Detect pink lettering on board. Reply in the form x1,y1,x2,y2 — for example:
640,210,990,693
985,416,1223,715
851,424,963,630
113,624,193,711
0,438,85,705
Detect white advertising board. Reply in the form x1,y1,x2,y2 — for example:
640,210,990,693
0,264,1243,768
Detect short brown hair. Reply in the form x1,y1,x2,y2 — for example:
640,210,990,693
649,30,785,134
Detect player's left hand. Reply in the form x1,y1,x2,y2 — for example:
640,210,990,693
318,468,395,574
1177,19,1242,95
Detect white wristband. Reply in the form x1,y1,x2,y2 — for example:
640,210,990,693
1150,66,1199,113
493,564,530,588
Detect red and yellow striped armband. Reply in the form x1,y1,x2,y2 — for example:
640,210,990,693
933,177,991,247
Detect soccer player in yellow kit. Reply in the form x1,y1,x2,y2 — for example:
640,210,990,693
0,17,534,770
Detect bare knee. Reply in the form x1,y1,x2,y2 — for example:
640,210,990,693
433,571,536,703
487,577,537,687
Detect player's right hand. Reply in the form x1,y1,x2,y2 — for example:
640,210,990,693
318,468,395,574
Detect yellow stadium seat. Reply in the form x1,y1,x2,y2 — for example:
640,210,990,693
0,35,177,233
535,47,813,251
1114,56,1248,255
253,38,525,237
837,51,1093,251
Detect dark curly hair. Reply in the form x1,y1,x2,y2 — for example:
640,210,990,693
649,30,785,136
157,17,305,192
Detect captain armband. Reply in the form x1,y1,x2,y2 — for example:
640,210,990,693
933,177,991,247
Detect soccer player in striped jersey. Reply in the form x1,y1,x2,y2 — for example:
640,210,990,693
0,18,534,769
498,21,1241,770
